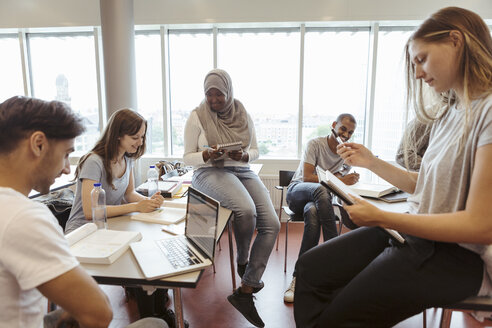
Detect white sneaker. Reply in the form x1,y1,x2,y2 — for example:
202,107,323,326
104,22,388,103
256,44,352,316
283,277,296,303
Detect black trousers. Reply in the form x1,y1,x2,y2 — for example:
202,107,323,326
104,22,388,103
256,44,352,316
293,227,483,328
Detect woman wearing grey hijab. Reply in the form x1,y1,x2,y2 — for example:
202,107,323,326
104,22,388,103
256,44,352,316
184,69,279,328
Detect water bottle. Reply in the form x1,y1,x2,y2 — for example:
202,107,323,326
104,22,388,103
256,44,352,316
147,165,159,197
91,183,107,229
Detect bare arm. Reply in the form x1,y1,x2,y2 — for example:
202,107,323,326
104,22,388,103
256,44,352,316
124,169,164,210
345,144,492,244
81,176,161,220
38,266,112,328
337,142,418,193
302,163,319,183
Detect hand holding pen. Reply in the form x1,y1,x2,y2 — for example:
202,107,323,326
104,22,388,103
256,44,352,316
202,145,224,162
331,128,345,145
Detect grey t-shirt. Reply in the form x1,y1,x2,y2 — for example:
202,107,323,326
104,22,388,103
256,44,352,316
407,95,492,295
291,136,350,184
65,154,134,234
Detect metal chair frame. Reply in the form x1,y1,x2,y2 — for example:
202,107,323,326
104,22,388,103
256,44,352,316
275,170,345,273
423,296,492,328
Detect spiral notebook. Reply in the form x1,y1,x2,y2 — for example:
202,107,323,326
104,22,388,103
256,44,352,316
216,141,242,151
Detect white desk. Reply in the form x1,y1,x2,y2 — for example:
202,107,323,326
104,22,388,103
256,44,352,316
81,205,233,328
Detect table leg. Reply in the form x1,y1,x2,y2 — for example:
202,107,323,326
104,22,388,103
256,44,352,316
227,220,237,291
172,288,185,328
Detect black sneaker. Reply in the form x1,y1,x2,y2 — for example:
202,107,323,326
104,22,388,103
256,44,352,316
227,288,265,328
159,309,189,328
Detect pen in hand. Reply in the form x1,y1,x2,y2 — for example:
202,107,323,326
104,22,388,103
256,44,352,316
331,128,345,145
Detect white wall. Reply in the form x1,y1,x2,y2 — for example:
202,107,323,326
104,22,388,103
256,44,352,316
1,0,491,29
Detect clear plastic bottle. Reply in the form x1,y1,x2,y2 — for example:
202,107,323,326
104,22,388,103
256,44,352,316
91,183,107,229
147,165,159,197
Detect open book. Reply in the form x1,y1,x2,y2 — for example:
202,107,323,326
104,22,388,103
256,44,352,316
131,207,186,225
316,167,405,244
350,182,399,198
66,223,142,264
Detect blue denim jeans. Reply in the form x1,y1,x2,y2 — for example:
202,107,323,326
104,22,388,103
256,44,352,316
286,182,339,261
193,166,280,289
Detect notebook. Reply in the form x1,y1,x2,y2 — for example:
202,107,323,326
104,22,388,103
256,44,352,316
316,166,405,244
216,141,242,151
131,207,186,225
130,186,219,280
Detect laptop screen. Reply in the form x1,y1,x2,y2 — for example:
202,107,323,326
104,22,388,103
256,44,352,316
185,187,219,260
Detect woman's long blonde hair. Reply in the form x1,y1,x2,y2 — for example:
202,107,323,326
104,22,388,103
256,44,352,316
76,108,147,188
402,7,492,164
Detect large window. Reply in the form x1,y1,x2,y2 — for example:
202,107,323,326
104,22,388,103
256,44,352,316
0,22,430,162
167,30,213,157
217,28,300,158
0,35,24,102
27,33,99,154
303,28,370,147
135,31,164,155
372,28,414,160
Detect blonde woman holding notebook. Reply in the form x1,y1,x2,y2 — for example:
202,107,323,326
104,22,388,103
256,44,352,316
184,69,280,328
295,7,492,327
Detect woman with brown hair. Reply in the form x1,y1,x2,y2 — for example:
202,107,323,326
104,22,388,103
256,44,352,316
65,108,163,233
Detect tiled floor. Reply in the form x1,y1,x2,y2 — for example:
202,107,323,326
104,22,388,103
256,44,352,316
103,222,490,328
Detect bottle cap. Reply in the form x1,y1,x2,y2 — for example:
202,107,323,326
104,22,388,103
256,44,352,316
149,165,155,168
94,183,102,187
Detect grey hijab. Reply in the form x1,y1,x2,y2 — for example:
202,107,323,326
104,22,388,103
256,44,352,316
194,69,252,150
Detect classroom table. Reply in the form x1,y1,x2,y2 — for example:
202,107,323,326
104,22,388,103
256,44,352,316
81,205,233,328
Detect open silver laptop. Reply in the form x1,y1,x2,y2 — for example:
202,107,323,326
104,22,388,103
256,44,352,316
130,186,219,280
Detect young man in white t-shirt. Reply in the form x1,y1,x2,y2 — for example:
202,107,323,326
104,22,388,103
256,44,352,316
0,96,167,328
283,113,359,303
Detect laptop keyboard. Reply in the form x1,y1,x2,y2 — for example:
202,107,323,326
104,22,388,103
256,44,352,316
157,237,203,269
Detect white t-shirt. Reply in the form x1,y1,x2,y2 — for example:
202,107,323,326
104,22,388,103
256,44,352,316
0,187,79,328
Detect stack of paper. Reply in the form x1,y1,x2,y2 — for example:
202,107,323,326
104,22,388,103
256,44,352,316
131,207,186,225
350,182,399,198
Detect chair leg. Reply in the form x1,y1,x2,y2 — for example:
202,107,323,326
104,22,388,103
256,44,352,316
422,309,426,328
276,191,284,251
333,205,343,236
439,309,453,328
284,219,289,273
